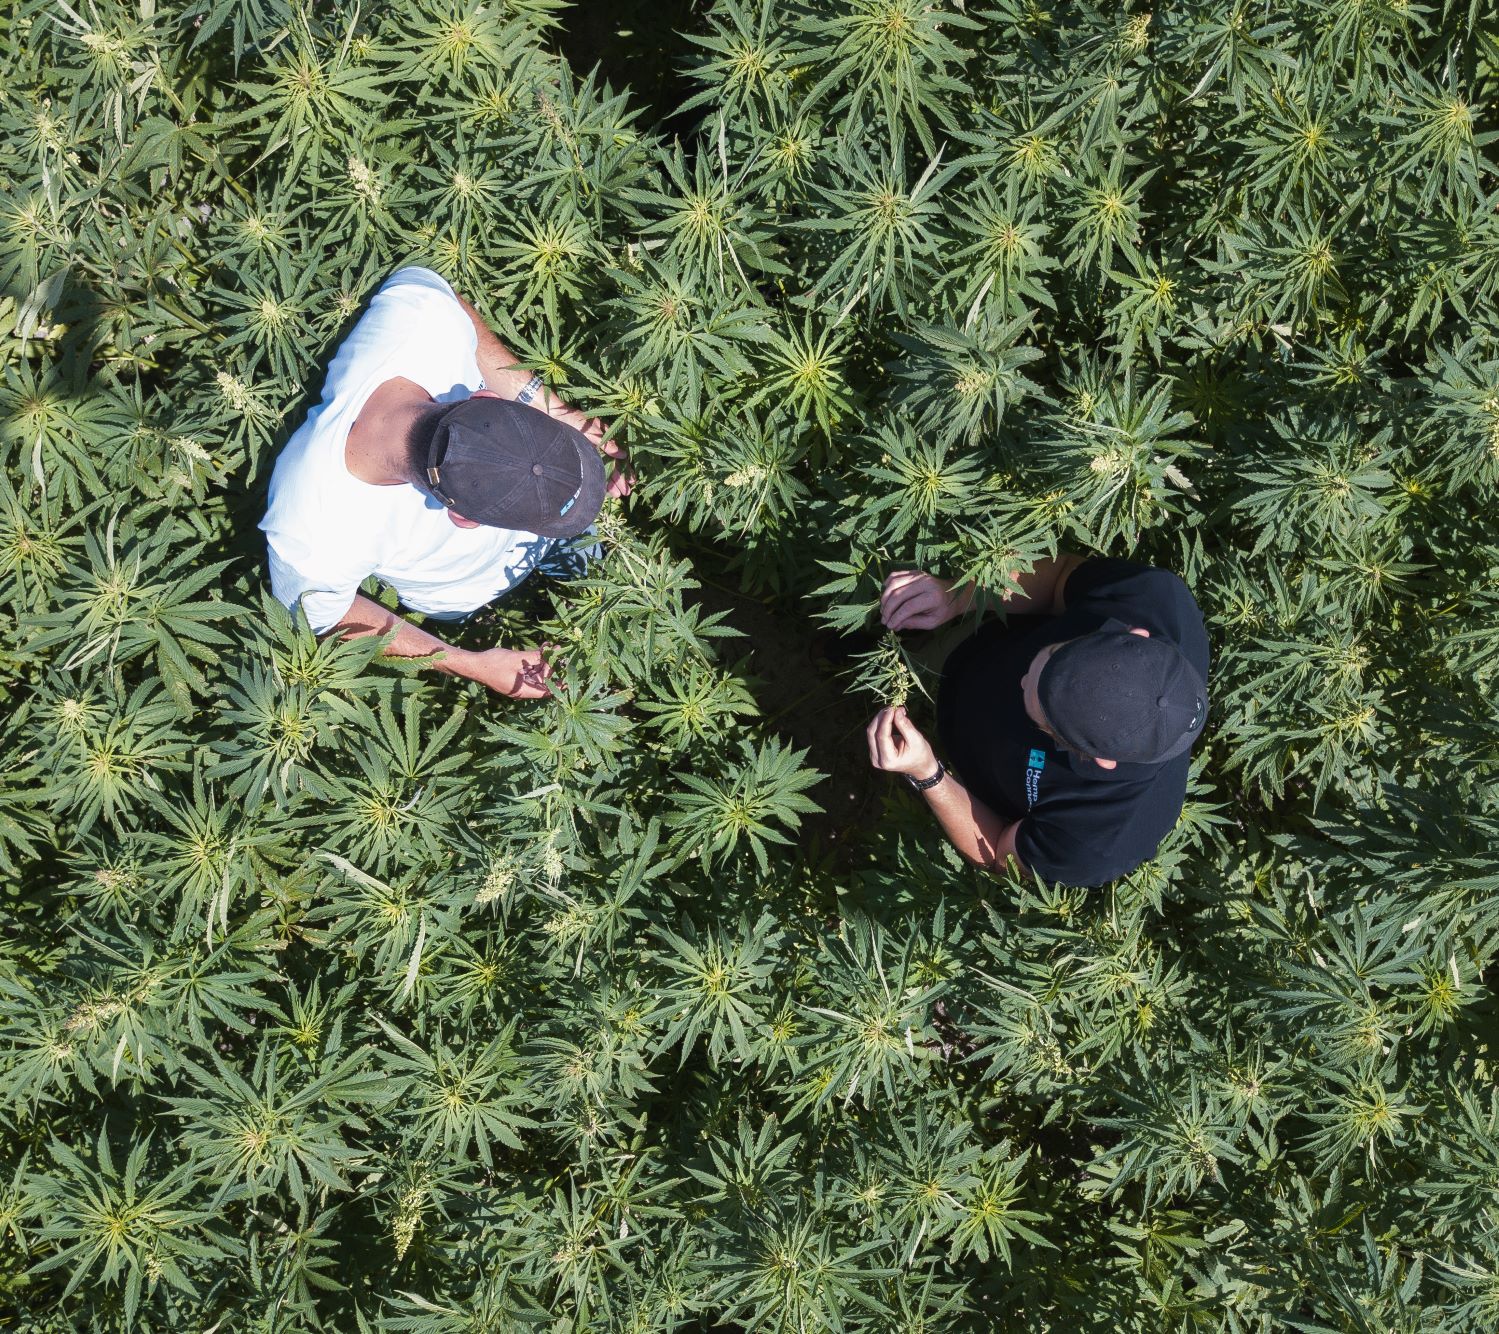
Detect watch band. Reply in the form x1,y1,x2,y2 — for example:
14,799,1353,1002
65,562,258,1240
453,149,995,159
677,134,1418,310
515,373,544,406
906,762,946,792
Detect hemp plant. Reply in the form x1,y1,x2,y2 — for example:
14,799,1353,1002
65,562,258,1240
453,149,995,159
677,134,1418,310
2,1,1498,1330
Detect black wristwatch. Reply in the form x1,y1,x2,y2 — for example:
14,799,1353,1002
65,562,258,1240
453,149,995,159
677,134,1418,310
907,762,946,792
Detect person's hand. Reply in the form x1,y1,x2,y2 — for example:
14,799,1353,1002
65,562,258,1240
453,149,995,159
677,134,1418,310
545,395,634,496
545,395,605,449
459,645,555,699
866,706,939,780
880,569,974,632
601,436,635,498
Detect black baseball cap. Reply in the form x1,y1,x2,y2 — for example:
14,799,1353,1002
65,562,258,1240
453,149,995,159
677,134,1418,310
424,396,605,538
1037,619,1207,765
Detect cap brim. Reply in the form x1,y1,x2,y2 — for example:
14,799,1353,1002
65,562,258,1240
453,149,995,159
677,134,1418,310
528,426,606,539
1152,709,1205,762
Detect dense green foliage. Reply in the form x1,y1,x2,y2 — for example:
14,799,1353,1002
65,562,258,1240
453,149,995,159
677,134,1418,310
3,0,1499,1328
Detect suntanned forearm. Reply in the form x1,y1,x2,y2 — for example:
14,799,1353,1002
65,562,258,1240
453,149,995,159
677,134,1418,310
333,593,481,681
921,771,1025,876
450,290,535,399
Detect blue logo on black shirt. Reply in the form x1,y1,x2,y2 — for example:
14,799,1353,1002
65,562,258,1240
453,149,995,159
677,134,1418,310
1025,748,1046,808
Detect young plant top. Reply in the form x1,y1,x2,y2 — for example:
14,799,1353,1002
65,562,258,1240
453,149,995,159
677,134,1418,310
2,0,1498,1329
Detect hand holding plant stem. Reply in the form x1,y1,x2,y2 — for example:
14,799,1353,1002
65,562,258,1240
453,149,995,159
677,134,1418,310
866,705,939,779
540,394,604,447
880,569,975,632
452,644,555,699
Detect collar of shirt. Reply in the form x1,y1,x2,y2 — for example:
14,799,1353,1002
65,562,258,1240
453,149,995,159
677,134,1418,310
1057,749,1163,782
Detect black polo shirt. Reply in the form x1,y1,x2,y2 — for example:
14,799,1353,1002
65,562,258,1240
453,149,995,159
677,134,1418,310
936,559,1209,887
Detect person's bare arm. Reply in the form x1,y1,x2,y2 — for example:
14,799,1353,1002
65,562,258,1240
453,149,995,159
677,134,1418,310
449,291,549,405
449,289,604,443
334,594,552,699
449,288,633,494
918,766,1024,873
866,705,1025,876
881,553,1086,632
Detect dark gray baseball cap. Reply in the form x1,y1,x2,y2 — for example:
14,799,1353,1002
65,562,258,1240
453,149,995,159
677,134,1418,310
1037,619,1207,764
424,396,605,537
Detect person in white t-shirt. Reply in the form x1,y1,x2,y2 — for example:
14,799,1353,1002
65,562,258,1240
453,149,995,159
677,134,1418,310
260,266,630,698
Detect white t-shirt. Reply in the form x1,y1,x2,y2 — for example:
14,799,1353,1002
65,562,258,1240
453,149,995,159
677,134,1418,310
260,266,552,632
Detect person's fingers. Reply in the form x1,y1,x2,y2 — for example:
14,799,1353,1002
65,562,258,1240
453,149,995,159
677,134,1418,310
902,604,947,631
510,666,546,698
520,664,554,698
880,569,921,604
548,401,601,441
605,463,636,498
515,645,553,676
873,707,900,767
882,582,921,627
884,591,923,629
891,575,935,607
896,706,929,754
882,578,911,610
888,707,909,753
886,584,941,630
867,708,899,768
897,705,928,738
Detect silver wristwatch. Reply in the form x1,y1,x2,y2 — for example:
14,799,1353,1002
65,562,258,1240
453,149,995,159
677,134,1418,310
515,373,544,406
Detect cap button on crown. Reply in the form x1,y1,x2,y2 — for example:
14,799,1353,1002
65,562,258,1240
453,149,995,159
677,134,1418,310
531,464,543,476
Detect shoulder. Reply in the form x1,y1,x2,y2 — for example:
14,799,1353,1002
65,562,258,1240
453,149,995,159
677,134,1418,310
1062,559,1207,669
382,265,458,297
323,268,472,367
331,268,477,399
364,267,470,337
263,489,379,566
374,265,461,309
1064,558,1192,608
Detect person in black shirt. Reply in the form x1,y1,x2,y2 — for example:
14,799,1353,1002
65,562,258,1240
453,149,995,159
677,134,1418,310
865,556,1210,887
